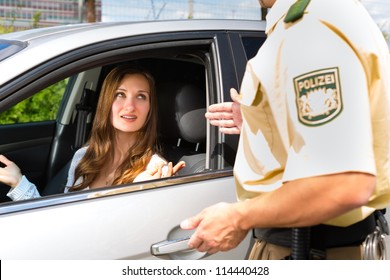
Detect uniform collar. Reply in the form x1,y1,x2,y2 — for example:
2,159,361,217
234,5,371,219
265,0,297,34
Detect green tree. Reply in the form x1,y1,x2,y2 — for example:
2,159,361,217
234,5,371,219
0,79,68,125
0,10,16,34
32,11,41,29
0,24,14,34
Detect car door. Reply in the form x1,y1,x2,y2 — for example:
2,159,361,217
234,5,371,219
0,173,249,259
0,27,264,259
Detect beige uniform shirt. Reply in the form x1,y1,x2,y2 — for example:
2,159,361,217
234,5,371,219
234,0,390,226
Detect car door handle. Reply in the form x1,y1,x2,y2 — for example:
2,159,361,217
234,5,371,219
151,237,191,256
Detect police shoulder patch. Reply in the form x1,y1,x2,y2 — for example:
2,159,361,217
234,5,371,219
294,67,342,126
284,0,311,23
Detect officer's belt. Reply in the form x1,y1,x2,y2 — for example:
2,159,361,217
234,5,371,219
253,213,376,249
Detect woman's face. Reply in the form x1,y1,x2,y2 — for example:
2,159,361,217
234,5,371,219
110,73,151,135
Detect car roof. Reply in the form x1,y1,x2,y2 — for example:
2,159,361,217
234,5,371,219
0,20,266,86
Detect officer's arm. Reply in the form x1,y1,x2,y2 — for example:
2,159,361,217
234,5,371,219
234,171,376,230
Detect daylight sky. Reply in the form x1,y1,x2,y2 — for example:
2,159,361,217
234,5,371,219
361,0,390,28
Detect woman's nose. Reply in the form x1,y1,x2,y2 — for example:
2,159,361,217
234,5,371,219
123,96,136,110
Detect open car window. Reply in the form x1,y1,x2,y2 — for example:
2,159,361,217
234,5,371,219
0,37,236,206
0,78,68,125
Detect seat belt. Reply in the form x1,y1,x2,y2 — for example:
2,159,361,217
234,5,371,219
74,83,95,150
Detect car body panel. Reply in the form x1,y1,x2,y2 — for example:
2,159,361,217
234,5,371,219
0,172,250,259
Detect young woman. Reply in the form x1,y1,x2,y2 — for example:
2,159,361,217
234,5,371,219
0,65,185,200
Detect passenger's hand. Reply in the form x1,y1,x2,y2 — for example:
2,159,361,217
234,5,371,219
205,88,242,134
0,155,23,188
180,202,248,254
133,161,186,182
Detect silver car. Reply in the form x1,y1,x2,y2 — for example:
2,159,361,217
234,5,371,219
0,20,266,259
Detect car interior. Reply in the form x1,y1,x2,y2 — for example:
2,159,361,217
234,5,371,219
0,52,222,202
43,57,209,196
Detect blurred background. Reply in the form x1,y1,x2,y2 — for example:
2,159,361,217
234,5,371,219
0,0,389,46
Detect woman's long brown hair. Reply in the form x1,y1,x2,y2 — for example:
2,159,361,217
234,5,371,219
70,65,159,191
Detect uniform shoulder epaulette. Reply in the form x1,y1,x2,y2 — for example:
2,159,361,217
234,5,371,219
284,0,311,23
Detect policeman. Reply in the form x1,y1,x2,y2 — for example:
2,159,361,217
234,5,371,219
181,0,390,259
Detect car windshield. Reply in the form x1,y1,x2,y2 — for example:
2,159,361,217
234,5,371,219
0,40,27,62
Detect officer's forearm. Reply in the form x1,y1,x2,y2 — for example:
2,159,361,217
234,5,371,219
234,172,376,231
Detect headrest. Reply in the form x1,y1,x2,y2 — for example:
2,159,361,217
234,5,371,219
157,82,206,144
175,84,206,143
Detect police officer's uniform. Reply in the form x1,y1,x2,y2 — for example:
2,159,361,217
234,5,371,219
235,0,390,259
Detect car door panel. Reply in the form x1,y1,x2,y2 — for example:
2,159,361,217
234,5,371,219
0,174,250,259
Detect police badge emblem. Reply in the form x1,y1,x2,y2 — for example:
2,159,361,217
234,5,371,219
294,67,343,126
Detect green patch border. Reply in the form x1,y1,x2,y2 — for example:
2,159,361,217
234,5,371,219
294,67,343,127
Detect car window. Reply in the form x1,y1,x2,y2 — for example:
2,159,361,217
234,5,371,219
241,36,265,60
0,78,68,125
0,38,230,204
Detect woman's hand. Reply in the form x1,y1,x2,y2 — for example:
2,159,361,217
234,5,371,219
0,155,23,188
134,161,186,182
161,161,186,177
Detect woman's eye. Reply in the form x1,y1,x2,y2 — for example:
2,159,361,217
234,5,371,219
137,93,148,100
115,92,125,98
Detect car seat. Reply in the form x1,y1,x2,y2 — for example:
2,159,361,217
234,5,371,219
157,82,207,175
42,160,70,196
